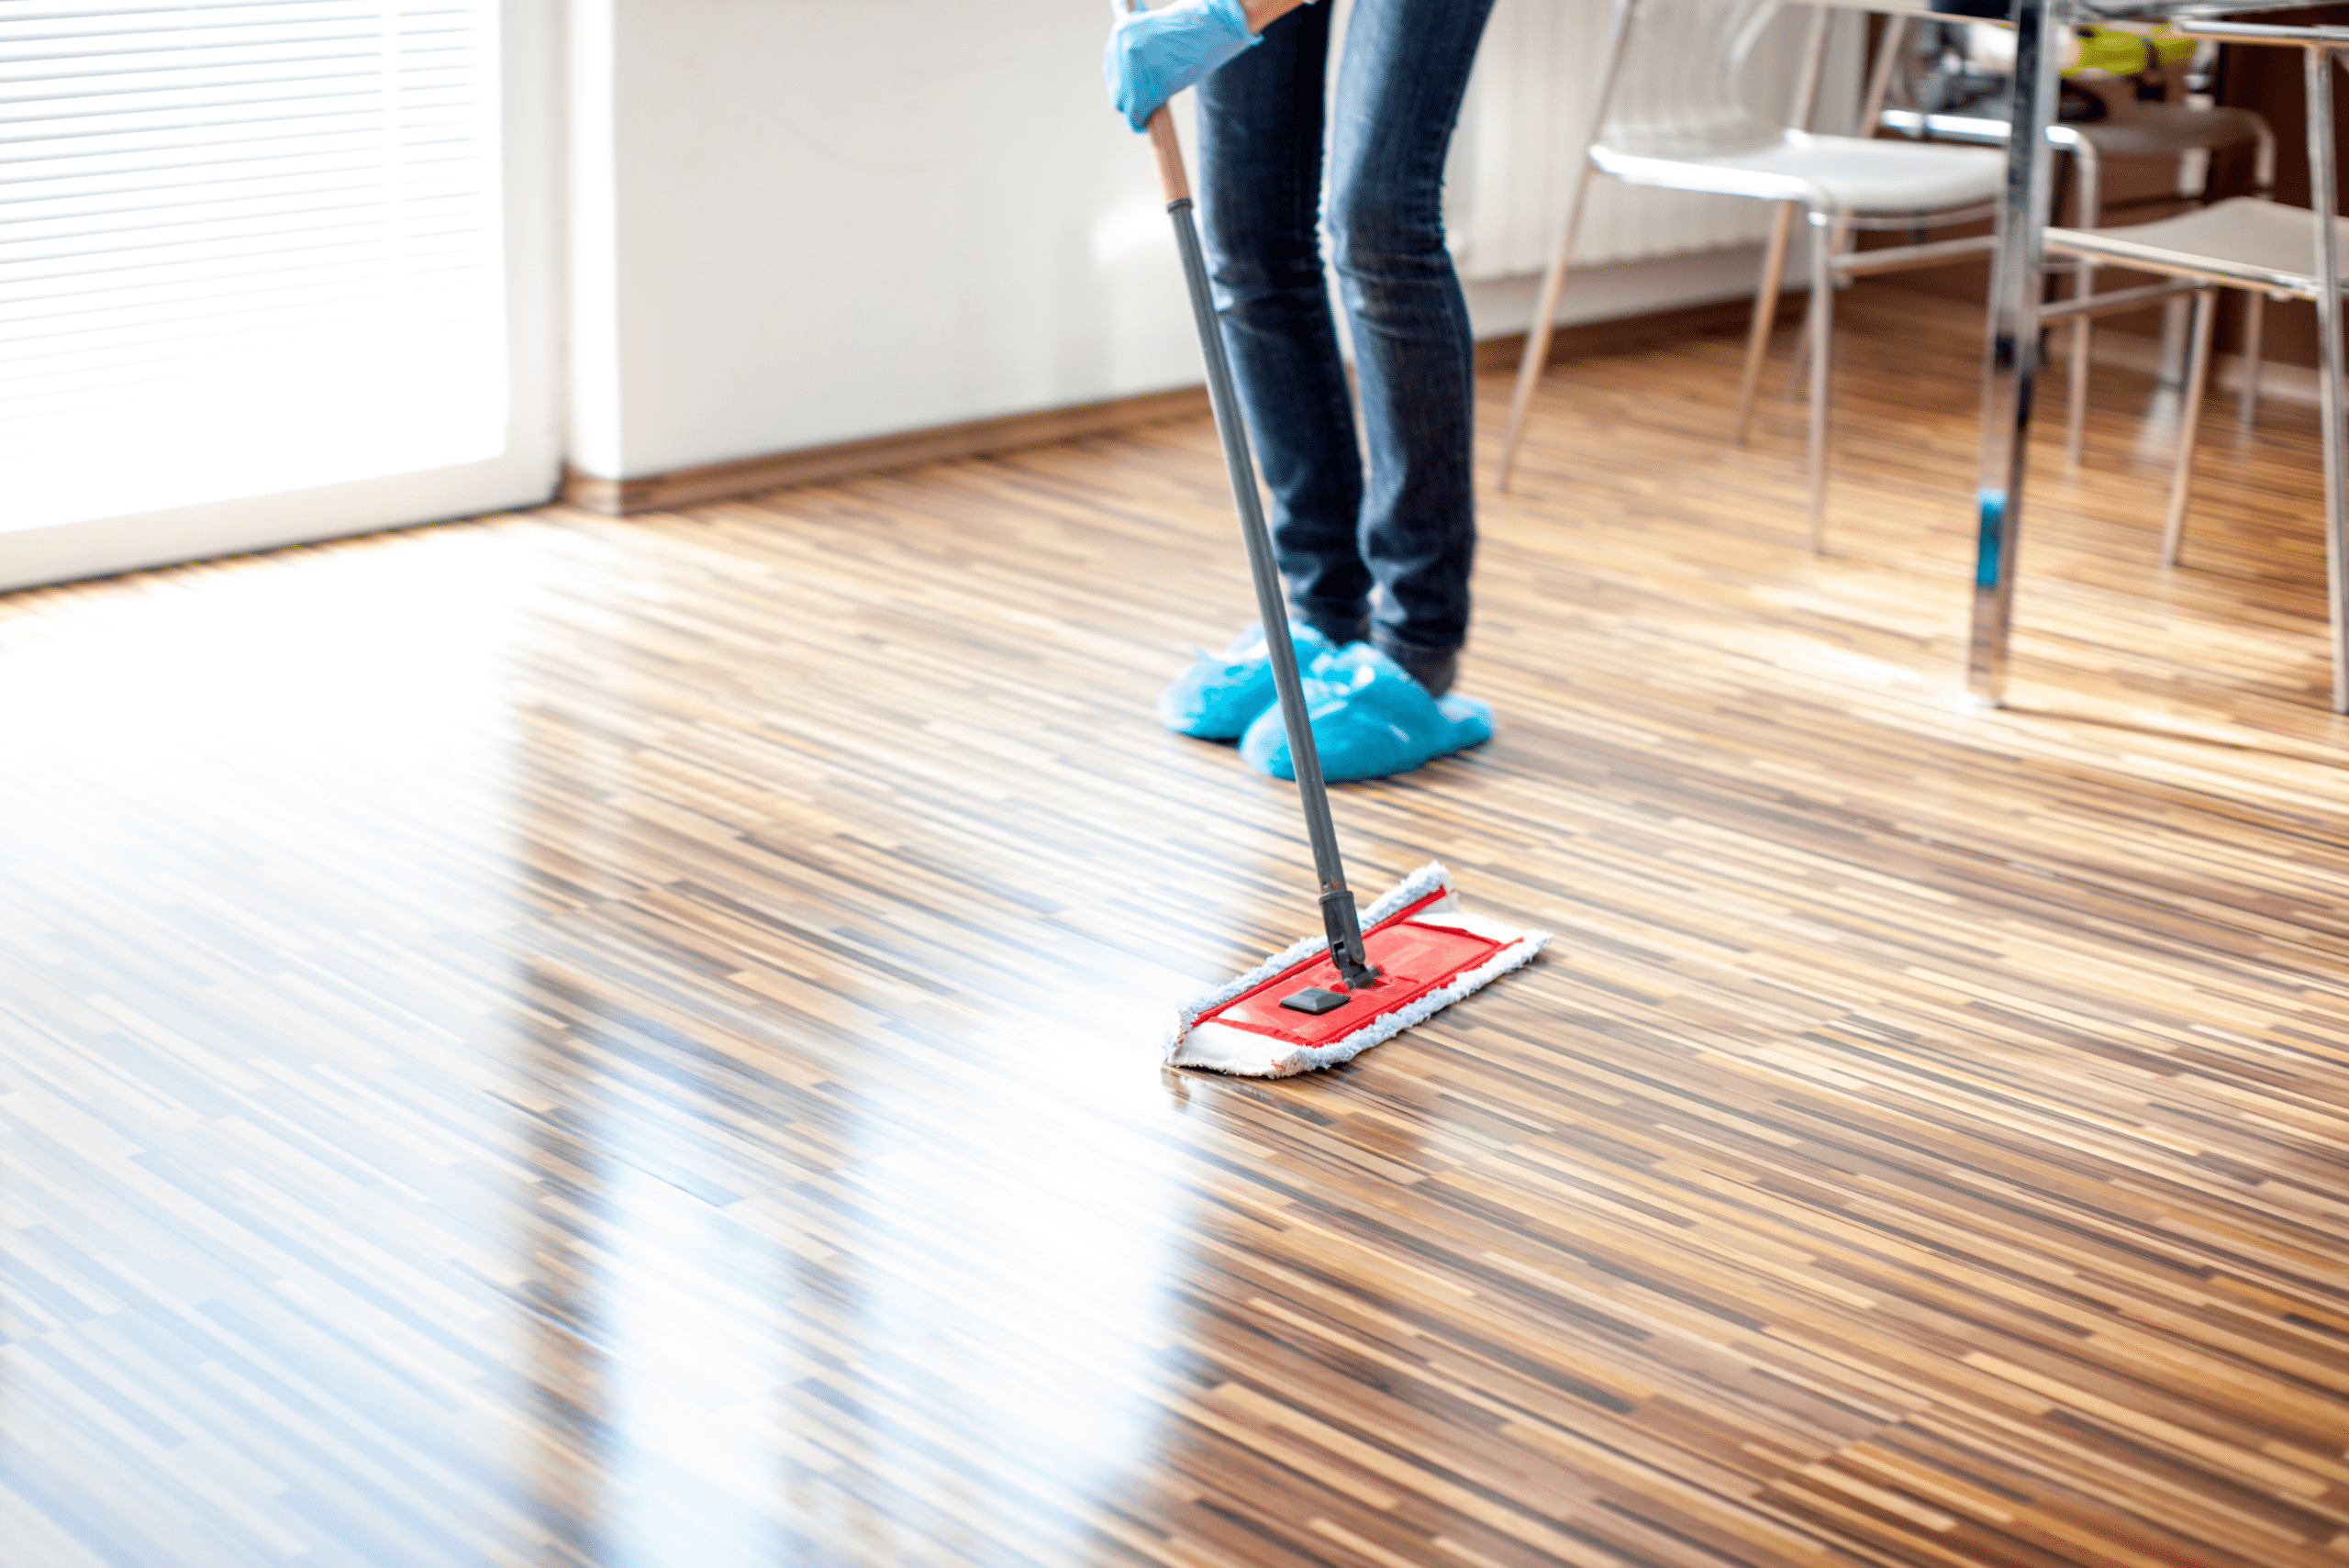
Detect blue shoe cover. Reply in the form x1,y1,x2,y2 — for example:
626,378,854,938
1157,622,1337,740
1239,642,1492,782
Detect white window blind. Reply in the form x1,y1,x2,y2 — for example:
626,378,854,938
1,0,507,534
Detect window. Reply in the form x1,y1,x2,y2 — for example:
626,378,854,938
0,0,554,586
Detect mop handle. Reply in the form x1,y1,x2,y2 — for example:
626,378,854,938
1116,3,1377,986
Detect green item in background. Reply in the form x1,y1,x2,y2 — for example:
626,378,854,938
2069,22,2199,78
2154,27,2199,65
2073,27,2150,75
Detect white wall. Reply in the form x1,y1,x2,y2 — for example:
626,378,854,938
570,0,1205,481
566,0,1842,484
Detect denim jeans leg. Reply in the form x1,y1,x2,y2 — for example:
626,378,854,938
1328,0,1496,662
1194,6,1369,646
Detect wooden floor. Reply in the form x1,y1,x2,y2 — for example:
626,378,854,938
4,286,2347,1568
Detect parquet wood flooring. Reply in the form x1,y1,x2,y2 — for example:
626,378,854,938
3,285,2346,1568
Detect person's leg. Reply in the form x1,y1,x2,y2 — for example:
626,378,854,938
1327,0,1496,695
1194,4,1368,646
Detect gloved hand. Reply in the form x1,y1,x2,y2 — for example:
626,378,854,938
1103,0,1261,133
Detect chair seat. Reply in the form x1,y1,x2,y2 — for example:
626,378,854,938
1594,131,2006,215
1880,103,2269,161
2067,100,2268,161
2049,196,2349,297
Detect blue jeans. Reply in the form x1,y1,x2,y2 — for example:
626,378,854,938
1195,0,1495,666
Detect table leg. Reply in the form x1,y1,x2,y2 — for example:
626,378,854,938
1966,0,2065,706
2306,45,2348,712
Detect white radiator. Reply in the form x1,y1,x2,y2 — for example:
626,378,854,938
1445,0,1863,281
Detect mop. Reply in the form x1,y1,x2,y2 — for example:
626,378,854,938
1117,1,1550,1077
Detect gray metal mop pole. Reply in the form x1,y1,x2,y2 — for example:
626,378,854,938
1110,0,1376,987
1165,196,1377,989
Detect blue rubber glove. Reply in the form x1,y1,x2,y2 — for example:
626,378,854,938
1104,0,1261,133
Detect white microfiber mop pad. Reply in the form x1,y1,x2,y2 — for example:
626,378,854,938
1167,862,1549,1077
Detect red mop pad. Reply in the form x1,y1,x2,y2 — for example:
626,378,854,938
1168,863,1549,1078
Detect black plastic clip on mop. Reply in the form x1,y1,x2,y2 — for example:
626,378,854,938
1120,7,1381,996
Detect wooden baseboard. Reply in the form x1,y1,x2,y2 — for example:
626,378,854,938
1472,293,1795,373
563,295,1793,517
560,384,1215,516
2049,322,2323,406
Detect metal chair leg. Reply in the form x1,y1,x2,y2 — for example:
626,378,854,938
2161,288,2217,566
1861,12,1906,133
2238,291,2266,423
2065,141,2101,469
1496,0,1637,494
1807,211,1834,552
2066,266,2095,469
1733,204,1797,446
1776,6,1837,407
2243,116,2277,427
1787,299,1814,401
1497,160,1596,494
2156,294,2193,388
1782,229,1853,406
2309,46,2349,712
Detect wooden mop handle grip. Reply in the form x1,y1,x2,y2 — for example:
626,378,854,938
1145,109,1190,204
1112,0,1193,204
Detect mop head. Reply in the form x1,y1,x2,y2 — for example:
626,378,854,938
1167,862,1550,1077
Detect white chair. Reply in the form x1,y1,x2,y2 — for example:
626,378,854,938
1495,0,2007,552
2044,21,2349,710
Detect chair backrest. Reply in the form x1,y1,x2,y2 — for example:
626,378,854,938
1598,0,1797,161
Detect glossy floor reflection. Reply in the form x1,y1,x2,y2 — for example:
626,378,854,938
6,290,2349,1567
